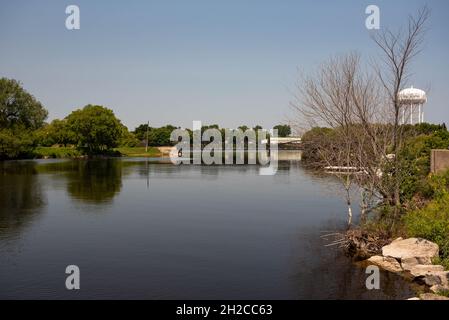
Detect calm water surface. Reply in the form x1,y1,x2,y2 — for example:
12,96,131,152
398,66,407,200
0,157,415,299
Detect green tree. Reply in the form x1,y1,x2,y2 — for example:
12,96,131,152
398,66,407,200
0,78,48,130
0,128,36,159
119,125,139,147
273,124,291,137
148,125,177,146
36,119,75,147
66,105,124,153
0,78,48,159
133,123,152,141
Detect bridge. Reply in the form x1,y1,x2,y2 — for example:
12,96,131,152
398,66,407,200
270,137,302,145
270,136,302,149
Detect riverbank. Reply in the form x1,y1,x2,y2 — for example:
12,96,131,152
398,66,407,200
32,146,163,159
356,237,449,300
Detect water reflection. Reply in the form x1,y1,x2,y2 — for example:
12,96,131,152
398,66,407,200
0,161,46,237
290,221,416,299
0,158,417,299
36,160,125,204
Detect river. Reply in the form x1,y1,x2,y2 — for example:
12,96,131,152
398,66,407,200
0,154,415,299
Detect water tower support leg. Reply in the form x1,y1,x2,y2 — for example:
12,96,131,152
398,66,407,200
418,104,421,124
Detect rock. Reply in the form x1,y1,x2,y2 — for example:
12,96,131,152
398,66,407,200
407,297,420,300
409,264,445,278
401,257,432,271
382,238,439,261
430,284,449,294
367,255,403,273
416,271,449,287
419,293,449,300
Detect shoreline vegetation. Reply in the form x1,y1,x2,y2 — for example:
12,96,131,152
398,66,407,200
32,146,163,159
292,6,449,299
0,77,292,161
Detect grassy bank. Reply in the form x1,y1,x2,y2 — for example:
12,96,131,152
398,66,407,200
358,170,449,271
33,146,162,159
114,146,162,157
403,171,449,270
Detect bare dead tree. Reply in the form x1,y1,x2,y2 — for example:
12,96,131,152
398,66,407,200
371,6,430,214
292,7,430,230
291,53,367,226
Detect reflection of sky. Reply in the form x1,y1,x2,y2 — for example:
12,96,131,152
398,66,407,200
1,0,448,129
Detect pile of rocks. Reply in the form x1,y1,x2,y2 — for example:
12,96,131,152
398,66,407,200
365,237,449,300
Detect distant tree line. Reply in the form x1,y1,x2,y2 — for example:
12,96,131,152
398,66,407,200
0,77,292,159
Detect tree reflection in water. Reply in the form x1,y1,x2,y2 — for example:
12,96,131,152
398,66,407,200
0,161,46,237
65,160,123,204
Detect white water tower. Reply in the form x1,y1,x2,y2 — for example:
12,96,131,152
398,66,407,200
398,86,427,124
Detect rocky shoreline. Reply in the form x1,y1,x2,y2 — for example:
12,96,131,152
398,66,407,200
361,237,449,300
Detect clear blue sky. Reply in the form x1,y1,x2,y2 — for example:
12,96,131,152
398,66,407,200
1,0,448,130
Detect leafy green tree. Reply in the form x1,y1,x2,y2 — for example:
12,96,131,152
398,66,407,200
119,126,139,147
0,78,48,159
0,128,36,159
134,124,178,146
66,105,124,153
0,78,48,130
148,125,177,146
273,124,291,137
36,119,75,147
133,123,152,141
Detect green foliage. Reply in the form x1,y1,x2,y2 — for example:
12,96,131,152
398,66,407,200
115,146,161,157
403,123,448,136
0,78,48,130
0,128,36,159
34,146,82,159
0,78,48,159
133,124,177,146
404,175,449,270
66,105,124,153
301,127,334,166
133,123,151,141
399,129,449,201
35,119,75,147
273,124,291,137
119,127,139,147
148,125,177,146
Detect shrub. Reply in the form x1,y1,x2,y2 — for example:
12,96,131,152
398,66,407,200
404,190,449,269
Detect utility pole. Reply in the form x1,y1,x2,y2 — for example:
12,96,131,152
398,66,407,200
145,121,149,152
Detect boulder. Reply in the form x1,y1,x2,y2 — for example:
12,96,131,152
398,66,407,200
419,293,449,300
401,257,432,271
367,255,403,273
416,271,449,287
409,264,445,278
430,284,449,294
382,238,439,261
